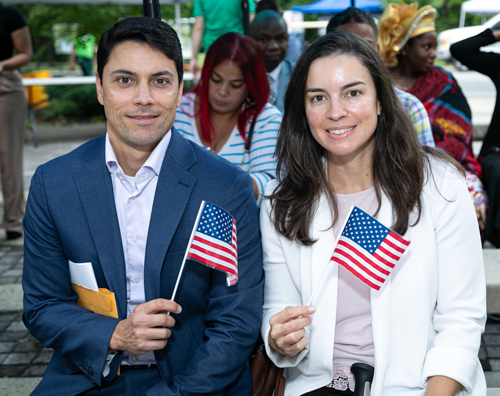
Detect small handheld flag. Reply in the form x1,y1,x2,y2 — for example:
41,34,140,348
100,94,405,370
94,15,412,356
170,201,238,305
187,202,238,286
331,206,410,291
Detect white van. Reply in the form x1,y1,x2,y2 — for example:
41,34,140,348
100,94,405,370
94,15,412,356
437,12,500,70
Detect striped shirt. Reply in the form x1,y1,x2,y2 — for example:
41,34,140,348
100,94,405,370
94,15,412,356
174,92,281,206
395,87,435,147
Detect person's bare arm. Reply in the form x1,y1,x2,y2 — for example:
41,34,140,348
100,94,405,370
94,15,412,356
190,16,205,79
425,376,462,396
0,26,32,72
69,46,76,71
494,30,500,41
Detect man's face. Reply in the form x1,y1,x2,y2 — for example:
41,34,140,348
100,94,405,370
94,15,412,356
252,19,289,72
335,22,378,51
96,41,182,155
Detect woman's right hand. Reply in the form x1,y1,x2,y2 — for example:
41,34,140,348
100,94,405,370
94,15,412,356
268,306,315,356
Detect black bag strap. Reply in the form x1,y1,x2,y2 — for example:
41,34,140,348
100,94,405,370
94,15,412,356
245,116,257,152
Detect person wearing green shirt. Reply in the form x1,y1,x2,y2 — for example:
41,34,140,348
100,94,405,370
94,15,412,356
190,0,255,79
70,34,96,76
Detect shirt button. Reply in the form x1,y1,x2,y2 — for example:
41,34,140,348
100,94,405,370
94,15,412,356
135,277,140,283
131,196,136,200
132,356,137,362
132,236,137,243
116,169,121,175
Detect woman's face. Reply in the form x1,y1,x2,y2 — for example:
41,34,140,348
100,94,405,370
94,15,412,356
305,54,381,166
401,31,437,75
208,60,249,115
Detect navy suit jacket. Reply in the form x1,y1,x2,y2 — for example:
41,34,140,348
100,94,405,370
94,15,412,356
22,128,264,395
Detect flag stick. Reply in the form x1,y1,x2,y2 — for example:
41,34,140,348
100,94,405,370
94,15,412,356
306,206,355,306
169,201,206,304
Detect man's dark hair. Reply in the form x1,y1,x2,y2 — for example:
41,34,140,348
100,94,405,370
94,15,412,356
97,17,183,85
326,7,377,36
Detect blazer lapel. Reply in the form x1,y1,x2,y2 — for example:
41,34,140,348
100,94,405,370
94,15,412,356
370,194,394,394
72,138,128,318
144,129,197,301
277,58,293,112
309,192,337,306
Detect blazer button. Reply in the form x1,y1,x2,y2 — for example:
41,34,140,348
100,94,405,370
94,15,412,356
78,362,89,374
88,367,93,376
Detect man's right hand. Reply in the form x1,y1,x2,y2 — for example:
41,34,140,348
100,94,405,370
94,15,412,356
268,306,315,357
109,299,182,355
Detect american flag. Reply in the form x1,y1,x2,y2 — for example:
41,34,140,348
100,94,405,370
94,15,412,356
187,202,238,286
331,206,410,291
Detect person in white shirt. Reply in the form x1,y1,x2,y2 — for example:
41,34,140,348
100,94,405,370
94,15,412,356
260,31,486,396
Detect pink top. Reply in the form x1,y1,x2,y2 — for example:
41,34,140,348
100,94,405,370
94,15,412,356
332,187,378,368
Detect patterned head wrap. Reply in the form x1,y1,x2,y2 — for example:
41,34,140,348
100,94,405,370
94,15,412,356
378,2,436,67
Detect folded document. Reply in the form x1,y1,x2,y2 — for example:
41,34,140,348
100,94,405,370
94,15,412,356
68,260,118,318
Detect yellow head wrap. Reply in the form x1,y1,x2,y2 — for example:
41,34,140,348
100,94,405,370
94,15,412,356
378,2,436,67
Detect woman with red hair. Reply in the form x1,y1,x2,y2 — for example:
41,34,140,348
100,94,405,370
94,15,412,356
174,32,281,206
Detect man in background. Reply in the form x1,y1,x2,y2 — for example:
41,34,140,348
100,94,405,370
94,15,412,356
70,34,96,76
250,9,294,114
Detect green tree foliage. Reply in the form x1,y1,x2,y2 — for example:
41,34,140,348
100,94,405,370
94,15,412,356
10,3,193,63
41,84,105,123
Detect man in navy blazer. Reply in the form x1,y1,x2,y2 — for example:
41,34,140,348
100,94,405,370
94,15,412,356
22,17,263,395
250,10,295,114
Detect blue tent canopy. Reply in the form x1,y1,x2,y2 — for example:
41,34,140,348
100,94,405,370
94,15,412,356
291,0,384,14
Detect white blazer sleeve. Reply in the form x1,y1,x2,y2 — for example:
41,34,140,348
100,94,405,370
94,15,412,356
421,162,486,393
260,183,311,368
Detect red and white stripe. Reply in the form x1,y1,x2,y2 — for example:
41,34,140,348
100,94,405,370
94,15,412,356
188,220,238,286
332,232,410,291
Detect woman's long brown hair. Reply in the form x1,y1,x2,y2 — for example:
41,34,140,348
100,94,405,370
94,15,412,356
270,32,460,245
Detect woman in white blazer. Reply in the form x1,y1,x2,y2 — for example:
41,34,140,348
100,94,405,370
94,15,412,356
260,32,486,396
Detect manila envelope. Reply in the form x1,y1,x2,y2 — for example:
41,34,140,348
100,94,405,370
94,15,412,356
71,283,118,318
71,283,120,375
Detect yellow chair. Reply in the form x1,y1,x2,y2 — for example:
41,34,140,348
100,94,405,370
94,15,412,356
23,70,52,110
22,70,53,146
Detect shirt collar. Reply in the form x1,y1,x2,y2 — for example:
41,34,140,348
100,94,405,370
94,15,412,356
268,61,283,81
105,130,172,177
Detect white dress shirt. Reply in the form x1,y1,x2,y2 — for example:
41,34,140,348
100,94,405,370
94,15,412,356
268,61,283,100
105,131,171,367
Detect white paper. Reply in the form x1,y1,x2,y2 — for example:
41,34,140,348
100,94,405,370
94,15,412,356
68,260,99,291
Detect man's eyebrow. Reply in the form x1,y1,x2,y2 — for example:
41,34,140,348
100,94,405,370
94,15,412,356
212,70,245,83
110,69,136,77
151,70,175,79
110,69,176,79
